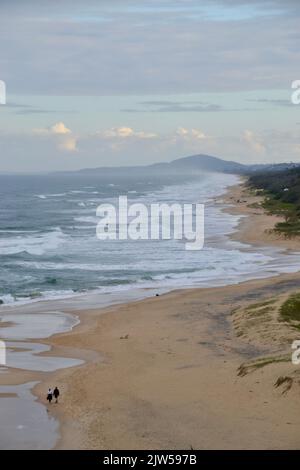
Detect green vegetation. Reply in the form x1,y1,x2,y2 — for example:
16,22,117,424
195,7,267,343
280,293,300,324
248,167,300,236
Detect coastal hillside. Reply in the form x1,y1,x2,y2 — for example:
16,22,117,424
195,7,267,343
56,154,300,177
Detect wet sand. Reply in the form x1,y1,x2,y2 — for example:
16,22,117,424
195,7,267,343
0,382,58,449
0,309,84,448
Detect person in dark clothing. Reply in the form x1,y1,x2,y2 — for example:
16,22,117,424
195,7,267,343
53,386,60,404
47,388,53,404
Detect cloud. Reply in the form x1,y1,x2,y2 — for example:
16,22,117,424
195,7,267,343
4,101,58,115
33,121,71,135
247,98,293,108
1,1,300,95
16,109,57,115
1,122,300,173
33,122,77,152
4,100,74,115
98,126,157,139
175,127,209,141
51,122,71,135
243,130,266,154
58,136,78,152
122,101,224,113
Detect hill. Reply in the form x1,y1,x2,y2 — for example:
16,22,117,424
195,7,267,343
54,154,300,176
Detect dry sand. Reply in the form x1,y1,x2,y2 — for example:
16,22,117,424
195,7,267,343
3,179,300,449
39,274,300,450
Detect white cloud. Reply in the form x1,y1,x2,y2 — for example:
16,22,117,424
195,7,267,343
98,127,158,139
32,122,77,152
176,127,189,137
51,122,71,135
33,121,71,135
175,127,210,141
58,136,78,152
190,129,207,140
243,130,266,154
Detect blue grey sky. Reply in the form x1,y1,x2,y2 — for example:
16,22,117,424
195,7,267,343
0,0,299,172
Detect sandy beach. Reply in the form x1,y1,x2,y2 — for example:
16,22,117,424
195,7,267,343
2,179,300,449
41,274,300,449
223,181,300,251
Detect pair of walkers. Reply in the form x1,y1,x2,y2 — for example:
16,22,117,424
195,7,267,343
47,387,60,404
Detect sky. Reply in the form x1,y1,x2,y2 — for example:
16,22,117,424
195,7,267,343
0,0,300,172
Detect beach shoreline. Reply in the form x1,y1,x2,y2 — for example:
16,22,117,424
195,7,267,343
222,180,300,252
2,177,300,449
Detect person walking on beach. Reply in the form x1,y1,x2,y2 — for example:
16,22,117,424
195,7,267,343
47,388,53,404
53,386,60,404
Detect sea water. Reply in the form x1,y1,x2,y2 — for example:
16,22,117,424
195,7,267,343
0,171,299,307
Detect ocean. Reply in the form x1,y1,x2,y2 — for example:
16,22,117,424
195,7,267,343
0,170,299,308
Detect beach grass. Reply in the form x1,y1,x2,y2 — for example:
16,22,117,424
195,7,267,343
280,293,300,324
245,299,277,311
237,355,290,377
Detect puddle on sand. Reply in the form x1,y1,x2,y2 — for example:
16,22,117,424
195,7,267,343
0,310,83,448
0,311,83,372
0,311,79,340
0,382,58,449
5,341,83,372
